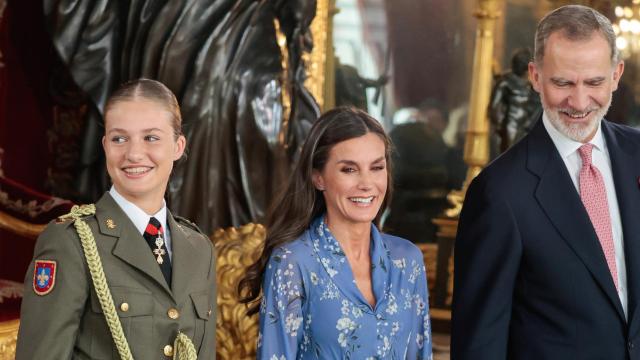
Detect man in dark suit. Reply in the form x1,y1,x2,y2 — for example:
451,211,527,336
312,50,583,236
452,5,640,359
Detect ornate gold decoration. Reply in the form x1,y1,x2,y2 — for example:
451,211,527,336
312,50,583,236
0,280,22,304
0,190,69,220
106,219,116,229
0,210,46,238
274,18,292,145
0,319,18,360
306,0,335,111
214,223,265,360
444,190,465,219
444,0,504,219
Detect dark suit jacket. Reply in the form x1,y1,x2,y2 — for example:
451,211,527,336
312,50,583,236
452,119,640,359
16,193,217,359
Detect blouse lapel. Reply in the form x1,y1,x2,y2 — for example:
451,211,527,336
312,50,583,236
311,217,391,311
369,225,391,312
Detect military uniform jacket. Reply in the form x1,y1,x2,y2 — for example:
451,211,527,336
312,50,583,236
16,193,216,359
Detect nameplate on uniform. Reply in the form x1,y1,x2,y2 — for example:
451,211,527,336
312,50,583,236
33,260,57,296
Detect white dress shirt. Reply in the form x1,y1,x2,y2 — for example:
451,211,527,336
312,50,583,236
109,187,173,260
542,113,627,317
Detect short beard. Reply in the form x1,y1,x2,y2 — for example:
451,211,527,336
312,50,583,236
544,97,611,142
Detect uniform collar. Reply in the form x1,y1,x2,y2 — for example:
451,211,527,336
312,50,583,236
109,186,168,236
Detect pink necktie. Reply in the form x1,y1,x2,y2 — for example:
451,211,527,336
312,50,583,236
578,143,618,290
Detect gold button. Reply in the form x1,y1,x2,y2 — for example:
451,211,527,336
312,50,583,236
167,308,179,320
163,344,173,357
120,303,129,312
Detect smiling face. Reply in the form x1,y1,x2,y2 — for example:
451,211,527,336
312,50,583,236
529,31,624,142
312,132,388,228
102,99,185,212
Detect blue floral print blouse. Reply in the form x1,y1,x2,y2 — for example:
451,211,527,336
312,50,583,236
258,216,433,359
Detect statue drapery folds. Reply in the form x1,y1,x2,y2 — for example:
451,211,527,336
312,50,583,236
45,0,320,234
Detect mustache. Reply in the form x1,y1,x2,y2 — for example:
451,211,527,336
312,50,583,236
556,106,600,116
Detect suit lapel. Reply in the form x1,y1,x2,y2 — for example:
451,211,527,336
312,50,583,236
603,122,640,334
168,212,199,304
527,120,625,321
94,193,174,298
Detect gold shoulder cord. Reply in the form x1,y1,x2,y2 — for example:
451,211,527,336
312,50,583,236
60,205,198,360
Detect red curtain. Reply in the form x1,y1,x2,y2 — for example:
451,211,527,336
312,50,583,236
0,0,56,192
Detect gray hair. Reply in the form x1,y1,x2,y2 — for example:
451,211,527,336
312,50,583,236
534,5,619,65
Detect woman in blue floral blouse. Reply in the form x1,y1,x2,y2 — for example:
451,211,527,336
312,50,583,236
240,107,432,359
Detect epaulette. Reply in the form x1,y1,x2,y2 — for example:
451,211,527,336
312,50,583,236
55,204,96,225
54,216,73,225
174,215,205,235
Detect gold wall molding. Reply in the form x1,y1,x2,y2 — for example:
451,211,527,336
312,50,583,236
0,211,46,238
446,0,505,218
0,190,68,220
0,319,18,360
465,0,502,180
306,0,335,111
274,18,292,145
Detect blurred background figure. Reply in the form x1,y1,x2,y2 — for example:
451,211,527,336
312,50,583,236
385,99,451,243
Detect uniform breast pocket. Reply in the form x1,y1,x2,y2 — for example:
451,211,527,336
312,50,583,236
90,286,154,359
190,290,212,350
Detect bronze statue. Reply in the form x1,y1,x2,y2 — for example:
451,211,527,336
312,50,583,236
169,0,320,234
44,0,239,202
334,56,389,111
489,48,541,153
44,0,319,234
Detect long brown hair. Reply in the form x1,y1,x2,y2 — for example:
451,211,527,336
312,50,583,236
238,106,393,315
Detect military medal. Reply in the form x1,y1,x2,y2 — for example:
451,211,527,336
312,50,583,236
153,236,166,264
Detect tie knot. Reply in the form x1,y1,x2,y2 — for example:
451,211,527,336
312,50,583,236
578,143,594,167
145,217,163,236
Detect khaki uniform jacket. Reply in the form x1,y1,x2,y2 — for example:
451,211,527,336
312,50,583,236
16,193,216,359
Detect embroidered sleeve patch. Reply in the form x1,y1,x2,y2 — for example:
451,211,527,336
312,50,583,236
33,260,57,296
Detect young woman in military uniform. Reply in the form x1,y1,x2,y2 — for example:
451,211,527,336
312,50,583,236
16,79,216,359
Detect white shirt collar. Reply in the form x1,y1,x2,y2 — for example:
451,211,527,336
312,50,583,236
109,186,168,236
542,111,606,159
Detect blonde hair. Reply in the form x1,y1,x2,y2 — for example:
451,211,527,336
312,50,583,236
104,78,183,139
